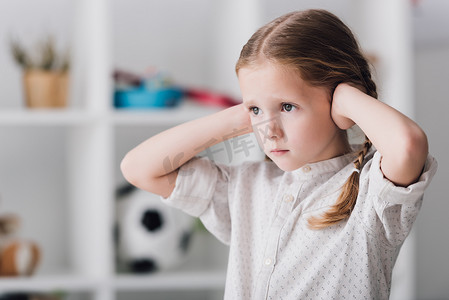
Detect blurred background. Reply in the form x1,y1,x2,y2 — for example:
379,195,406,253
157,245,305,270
0,0,447,299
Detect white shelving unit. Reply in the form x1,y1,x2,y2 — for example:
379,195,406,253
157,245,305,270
1,0,240,297
0,0,415,299
0,105,228,300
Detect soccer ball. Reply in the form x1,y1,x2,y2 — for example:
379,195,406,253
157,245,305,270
116,185,195,273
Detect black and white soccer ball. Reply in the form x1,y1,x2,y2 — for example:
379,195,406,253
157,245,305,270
116,185,195,273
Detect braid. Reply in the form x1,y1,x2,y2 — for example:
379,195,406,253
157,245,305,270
354,138,372,170
307,52,375,230
305,29,377,230
308,138,372,230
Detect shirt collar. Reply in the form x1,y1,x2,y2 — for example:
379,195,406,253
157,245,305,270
290,151,356,178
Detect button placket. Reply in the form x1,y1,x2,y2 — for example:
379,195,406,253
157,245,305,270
302,165,312,173
254,189,293,298
278,193,294,220
264,191,297,267
283,194,294,203
254,182,302,299
264,258,273,266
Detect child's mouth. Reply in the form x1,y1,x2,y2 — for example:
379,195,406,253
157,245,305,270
270,149,289,156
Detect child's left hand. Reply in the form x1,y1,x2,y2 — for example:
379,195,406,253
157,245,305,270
330,82,428,187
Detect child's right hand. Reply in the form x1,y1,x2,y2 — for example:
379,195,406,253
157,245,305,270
121,103,252,198
232,103,254,133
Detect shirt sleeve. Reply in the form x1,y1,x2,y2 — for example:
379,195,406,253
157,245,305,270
161,156,233,245
362,151,438,247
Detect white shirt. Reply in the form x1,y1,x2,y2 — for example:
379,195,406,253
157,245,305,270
162,148,437,299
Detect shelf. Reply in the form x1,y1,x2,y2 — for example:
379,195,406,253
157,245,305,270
0,271,226,293
0,274,101,293
0,101,223,127
112,100,222,126
113,270,226,291
0,109,98,126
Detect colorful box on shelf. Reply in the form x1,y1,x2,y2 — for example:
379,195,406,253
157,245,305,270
114,85,184,109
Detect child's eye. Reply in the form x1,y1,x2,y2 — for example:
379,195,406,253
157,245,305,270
282,103,295,112
250,107,260,115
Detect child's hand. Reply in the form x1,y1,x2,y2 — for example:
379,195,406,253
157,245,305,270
330,82,428,186
121,102,254,198
331,83,363,130
232,103,254,135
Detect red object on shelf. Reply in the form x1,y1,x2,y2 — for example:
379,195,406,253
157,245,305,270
185,88,241,107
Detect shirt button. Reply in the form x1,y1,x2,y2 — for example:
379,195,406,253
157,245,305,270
264,258,272,265
302,165,311,173
284,194,294,203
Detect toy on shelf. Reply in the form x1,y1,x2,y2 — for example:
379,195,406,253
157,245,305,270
113,68,241,109
0,213,40,277
115,184,195,273
184,87,240,107
113,69,183,109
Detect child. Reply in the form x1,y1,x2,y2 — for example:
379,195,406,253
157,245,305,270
121,9,437,299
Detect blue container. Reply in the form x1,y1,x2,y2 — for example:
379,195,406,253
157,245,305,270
114,86,184,109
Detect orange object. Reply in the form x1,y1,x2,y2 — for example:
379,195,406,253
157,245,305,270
23,70,68,108
0,240,40,276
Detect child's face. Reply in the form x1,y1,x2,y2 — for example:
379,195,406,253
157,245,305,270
238,62,348,171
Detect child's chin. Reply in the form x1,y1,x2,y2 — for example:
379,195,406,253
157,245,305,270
271,160,298,172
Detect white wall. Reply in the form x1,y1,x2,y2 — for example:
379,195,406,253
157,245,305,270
413,1,449,298
415,44,449,300
111,0,216,91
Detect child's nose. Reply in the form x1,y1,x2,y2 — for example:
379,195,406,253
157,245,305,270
266,118,284,141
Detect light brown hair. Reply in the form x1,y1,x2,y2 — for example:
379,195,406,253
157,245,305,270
236,9,377,229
